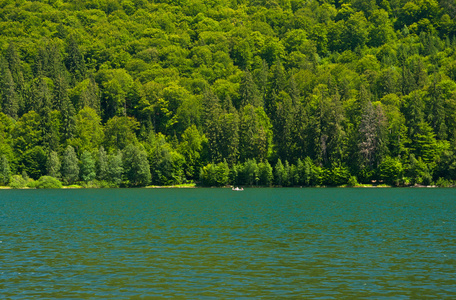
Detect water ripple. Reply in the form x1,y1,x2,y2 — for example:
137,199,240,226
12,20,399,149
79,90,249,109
1,188,456,298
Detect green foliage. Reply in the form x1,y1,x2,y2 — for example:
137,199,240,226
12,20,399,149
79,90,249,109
148,133,185,185
1,0,456,186
405,154,433,185
47,151,61,178
96,146,109,181
69,107,104,155
199,161,230,187
379,156,403,185
324,163,351,186
0,155,11,185
104,116,139,151
20,146,47,180
274,159,287,186
178,125,206,180
108,151,124,186
61,145,79,184
258,160,274,186
123,144,151,186
9,175,29,189
347,176,358,187
35,176,63,189
80,150,96,183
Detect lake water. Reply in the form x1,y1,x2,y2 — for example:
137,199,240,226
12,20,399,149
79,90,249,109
1,188,456,299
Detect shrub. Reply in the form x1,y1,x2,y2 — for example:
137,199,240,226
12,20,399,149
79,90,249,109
35,176,63,189
9,175,28,189
435,177,453,187
379,156,403,185
347,176,358,187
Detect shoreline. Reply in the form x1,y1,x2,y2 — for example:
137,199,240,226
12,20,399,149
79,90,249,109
0,184,446,189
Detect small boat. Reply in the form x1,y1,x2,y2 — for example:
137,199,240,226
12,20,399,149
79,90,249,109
232,187,244,191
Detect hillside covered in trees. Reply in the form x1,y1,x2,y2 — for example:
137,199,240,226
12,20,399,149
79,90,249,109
1,0,456,187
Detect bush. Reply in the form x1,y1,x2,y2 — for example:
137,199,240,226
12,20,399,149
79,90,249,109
9,175,28,189
379,156,403,185
435,177,453,187
347,176,358,187
199,161,230,186
324,164,351,186
80,180,112,188
35,176,63,189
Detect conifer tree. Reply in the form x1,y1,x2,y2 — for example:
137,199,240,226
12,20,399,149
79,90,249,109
108,151,123,186
66,36,87,82
47,151,61,178
0,58,19,119
239,70,262,107
97,146,109,181
5,43,25,104
61,145,79,184
274,159,286,186
0,155,11,185
203,89,224,162
258,160,273,186
80,150,96,182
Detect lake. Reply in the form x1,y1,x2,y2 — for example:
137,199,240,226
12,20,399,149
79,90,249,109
1,188,455,299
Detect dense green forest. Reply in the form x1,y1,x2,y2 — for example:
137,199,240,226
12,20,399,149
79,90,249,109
1,0,456,187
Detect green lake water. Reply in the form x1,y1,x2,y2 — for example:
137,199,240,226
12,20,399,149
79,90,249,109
1,188,455,299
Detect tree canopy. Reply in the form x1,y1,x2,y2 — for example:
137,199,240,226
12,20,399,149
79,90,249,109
1,0,456,187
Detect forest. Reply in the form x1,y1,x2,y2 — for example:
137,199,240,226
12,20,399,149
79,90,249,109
1,0,456,187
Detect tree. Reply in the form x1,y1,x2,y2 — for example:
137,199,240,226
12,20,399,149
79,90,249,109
307,85,346,166
108,151,124,186
325,163,351,186
80,150,96,183
274,159,286,186
358,101,388,169
20,146,47,180
47,151,61,178
70,78,101,113
66,36,87,82
98,69,134,118
42,110,62,153
411,122,437,163
69,107,104,155
368,9,395,47
27,77,53,115
148,133,185,185
104,116,139,151
271,91,296,162
379,156,403,185
258,160,273,186
96,146,109,181
5,43,25,113
199,160,230,186
53,74,75,141
239,105,272,162
0,155,11,185
202,89,237,163
178,125,206,180
405,154,433,185
427,77,447,140
0,58,19,119
239,70,262,108
61,146,79,184
240,159,259,186
13,111,44,177
0,113,15,173
123,144,151,186
342,12,369,50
